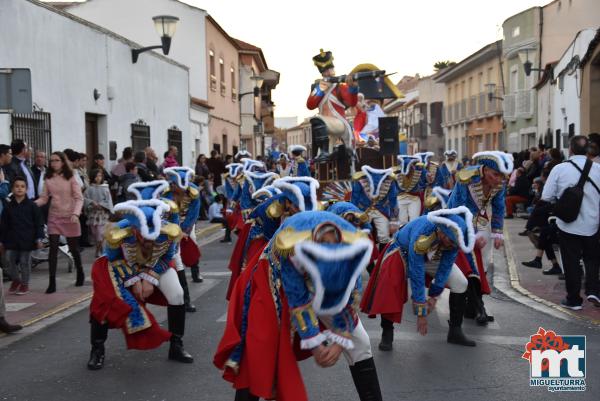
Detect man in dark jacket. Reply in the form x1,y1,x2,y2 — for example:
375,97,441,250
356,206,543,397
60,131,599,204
4,139,37,199
134,151,156,182
206,150,225,188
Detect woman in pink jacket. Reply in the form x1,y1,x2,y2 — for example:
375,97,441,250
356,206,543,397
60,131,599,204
36,151,84,293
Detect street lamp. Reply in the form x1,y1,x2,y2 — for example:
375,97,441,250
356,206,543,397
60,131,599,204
238,74,264,100
486,83,503,102
520,49,544,77
131,15,179,63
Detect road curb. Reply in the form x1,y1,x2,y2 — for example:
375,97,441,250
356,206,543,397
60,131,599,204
1,223,222,340
196,223,222,239
501,227,600,326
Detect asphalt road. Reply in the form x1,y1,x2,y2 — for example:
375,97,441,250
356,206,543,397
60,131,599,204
1,236,599,401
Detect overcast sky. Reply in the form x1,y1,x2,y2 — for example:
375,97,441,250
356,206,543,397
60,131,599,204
186,0,546,121
63,0,547,120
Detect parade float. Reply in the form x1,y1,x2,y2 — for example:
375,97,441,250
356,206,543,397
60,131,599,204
305,49,404,200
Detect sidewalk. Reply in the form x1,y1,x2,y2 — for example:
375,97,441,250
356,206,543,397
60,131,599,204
1,221,222,332
503,217,600,324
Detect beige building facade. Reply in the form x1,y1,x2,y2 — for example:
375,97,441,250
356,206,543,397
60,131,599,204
436,41,504,158
206,16,241,156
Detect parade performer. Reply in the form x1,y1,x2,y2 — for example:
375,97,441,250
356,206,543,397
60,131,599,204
415,151,441,195
87,200,193,370
234,150,252,163
224,162,245,238
438,150,463,189
351,165,399,248
240,177,322,280
215,211,383,401
423,186,451,213
287,145,311,177
307,49,358,158
361,206,477,351
447,151,512,326
226,170,279,299
163,167,202,311
275,154,291,177
395,155,427,224
327,201,379,271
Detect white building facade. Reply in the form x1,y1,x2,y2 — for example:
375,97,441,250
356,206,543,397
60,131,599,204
551,29,598,151
0,0,190,167
65,0,211,158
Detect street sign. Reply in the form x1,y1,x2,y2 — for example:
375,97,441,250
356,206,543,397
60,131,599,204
0,68,32,114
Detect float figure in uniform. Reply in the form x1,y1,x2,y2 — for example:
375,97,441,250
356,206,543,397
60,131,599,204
163,167,202,311
307,49,358,158
87,200,193,370
361,206,477,351
351,165,399,248
215,211,383,401
447,151,512,326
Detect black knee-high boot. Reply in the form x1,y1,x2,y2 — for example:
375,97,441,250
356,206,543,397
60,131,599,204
234,389,259,401
350,357,383,401
190,265,203,283
447,292,476,347
378,316,394,351
167,304,194,363
177,270,196,312
465,276,493,326
87,319,109,370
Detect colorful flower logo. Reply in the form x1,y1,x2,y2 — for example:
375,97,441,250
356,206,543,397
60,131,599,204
522,327,570,372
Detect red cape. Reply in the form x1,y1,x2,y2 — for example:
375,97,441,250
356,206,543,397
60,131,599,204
214,253,310,401
89,257,172,350
360,244,408,323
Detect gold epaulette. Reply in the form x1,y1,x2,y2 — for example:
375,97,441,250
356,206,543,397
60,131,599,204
274,228,311,257
267,200,284,219
160,222,182,241
424,196,440,210
296,157,305,163
456,168,480,184
188,186,199,199
162,199,179,214
223,173,230,179
414,233,437,254
352,171,365,180
105,225,133,248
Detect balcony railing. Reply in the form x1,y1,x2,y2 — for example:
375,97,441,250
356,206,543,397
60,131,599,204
468,96,477,118
503,90,532,121
460,100,467,120
210,75,217,92
516,89,534,119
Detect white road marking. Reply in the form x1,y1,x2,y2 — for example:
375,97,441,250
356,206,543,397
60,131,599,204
6,303,35,312
217,312,228,322
201,271,232,277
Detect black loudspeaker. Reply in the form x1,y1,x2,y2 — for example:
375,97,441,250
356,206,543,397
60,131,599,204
378,117,399,156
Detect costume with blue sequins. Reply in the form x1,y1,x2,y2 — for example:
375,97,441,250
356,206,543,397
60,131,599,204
351,166,399,219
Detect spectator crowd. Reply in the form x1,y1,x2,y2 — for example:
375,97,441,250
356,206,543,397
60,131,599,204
0,140,232,333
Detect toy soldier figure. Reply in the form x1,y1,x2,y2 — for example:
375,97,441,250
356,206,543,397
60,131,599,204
307,49,358,160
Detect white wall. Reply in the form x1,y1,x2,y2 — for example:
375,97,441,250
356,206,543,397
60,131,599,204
0,0,190,166
552,29,597,150
67,0,209,159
